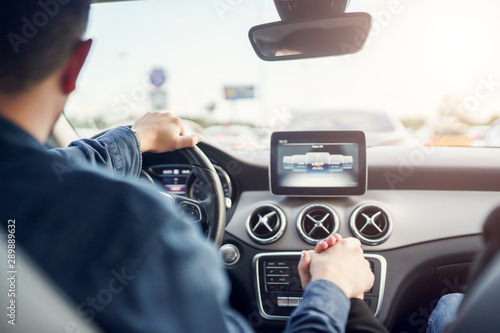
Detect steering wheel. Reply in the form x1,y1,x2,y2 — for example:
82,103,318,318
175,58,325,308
170,145,226,245
93,129,226,245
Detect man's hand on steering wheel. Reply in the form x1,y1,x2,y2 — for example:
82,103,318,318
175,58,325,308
130,112,225,245
132,112,202,153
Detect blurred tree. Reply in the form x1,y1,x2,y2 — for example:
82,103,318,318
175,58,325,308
488,114,500,124
437,94,469,123
92,116,109,129
401,117,425,129
205,101,217,114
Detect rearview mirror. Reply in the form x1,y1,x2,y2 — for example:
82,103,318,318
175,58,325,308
249,12,372,61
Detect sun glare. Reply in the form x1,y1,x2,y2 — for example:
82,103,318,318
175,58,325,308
431,19,486,73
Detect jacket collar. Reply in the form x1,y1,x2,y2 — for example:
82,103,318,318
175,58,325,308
0,115,45,151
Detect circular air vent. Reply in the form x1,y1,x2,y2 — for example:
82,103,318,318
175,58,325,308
297,204,339,245
246,205,286,244
350,204,392,245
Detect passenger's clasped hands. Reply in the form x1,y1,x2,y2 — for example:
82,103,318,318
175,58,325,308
298,234,374,299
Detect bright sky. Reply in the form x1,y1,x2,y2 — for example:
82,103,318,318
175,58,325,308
65,0,500,129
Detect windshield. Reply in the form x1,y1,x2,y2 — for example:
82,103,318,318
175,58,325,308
287,112,398,132
64,0,500,150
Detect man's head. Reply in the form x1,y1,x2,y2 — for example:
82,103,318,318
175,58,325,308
0,0,91,94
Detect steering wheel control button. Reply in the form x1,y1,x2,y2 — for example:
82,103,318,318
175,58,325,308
179,201,202,222
246,205,287,244
219,244,240,266
297,204,339,244
350,204,393,245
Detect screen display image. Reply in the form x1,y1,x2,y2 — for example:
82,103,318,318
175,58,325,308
150,165,192,196
270,131,366,196
280,144,358,187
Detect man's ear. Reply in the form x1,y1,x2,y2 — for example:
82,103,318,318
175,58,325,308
61,39,93,95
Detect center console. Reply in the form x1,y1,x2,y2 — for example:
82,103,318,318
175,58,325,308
253,252,386,320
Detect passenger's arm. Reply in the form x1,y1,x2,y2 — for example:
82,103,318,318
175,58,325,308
285,280,351,332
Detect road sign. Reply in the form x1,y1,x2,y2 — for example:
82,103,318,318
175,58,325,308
151,68,167,88
224,86,255,100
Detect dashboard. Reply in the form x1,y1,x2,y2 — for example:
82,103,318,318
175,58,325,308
140,163,233,208
141,140,500,333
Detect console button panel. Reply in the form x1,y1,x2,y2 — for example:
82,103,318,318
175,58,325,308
253,252,387,320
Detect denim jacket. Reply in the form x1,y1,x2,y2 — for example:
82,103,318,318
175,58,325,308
0,116,350,333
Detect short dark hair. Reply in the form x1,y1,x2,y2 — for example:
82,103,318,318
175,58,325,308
0,0,91,93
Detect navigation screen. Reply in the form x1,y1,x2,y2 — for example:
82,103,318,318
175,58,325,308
270,131,366,196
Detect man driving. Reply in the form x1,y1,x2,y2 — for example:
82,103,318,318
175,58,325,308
0,1,375,332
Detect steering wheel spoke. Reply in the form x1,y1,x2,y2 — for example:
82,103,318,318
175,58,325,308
153,145,225,244
158,192,208,223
